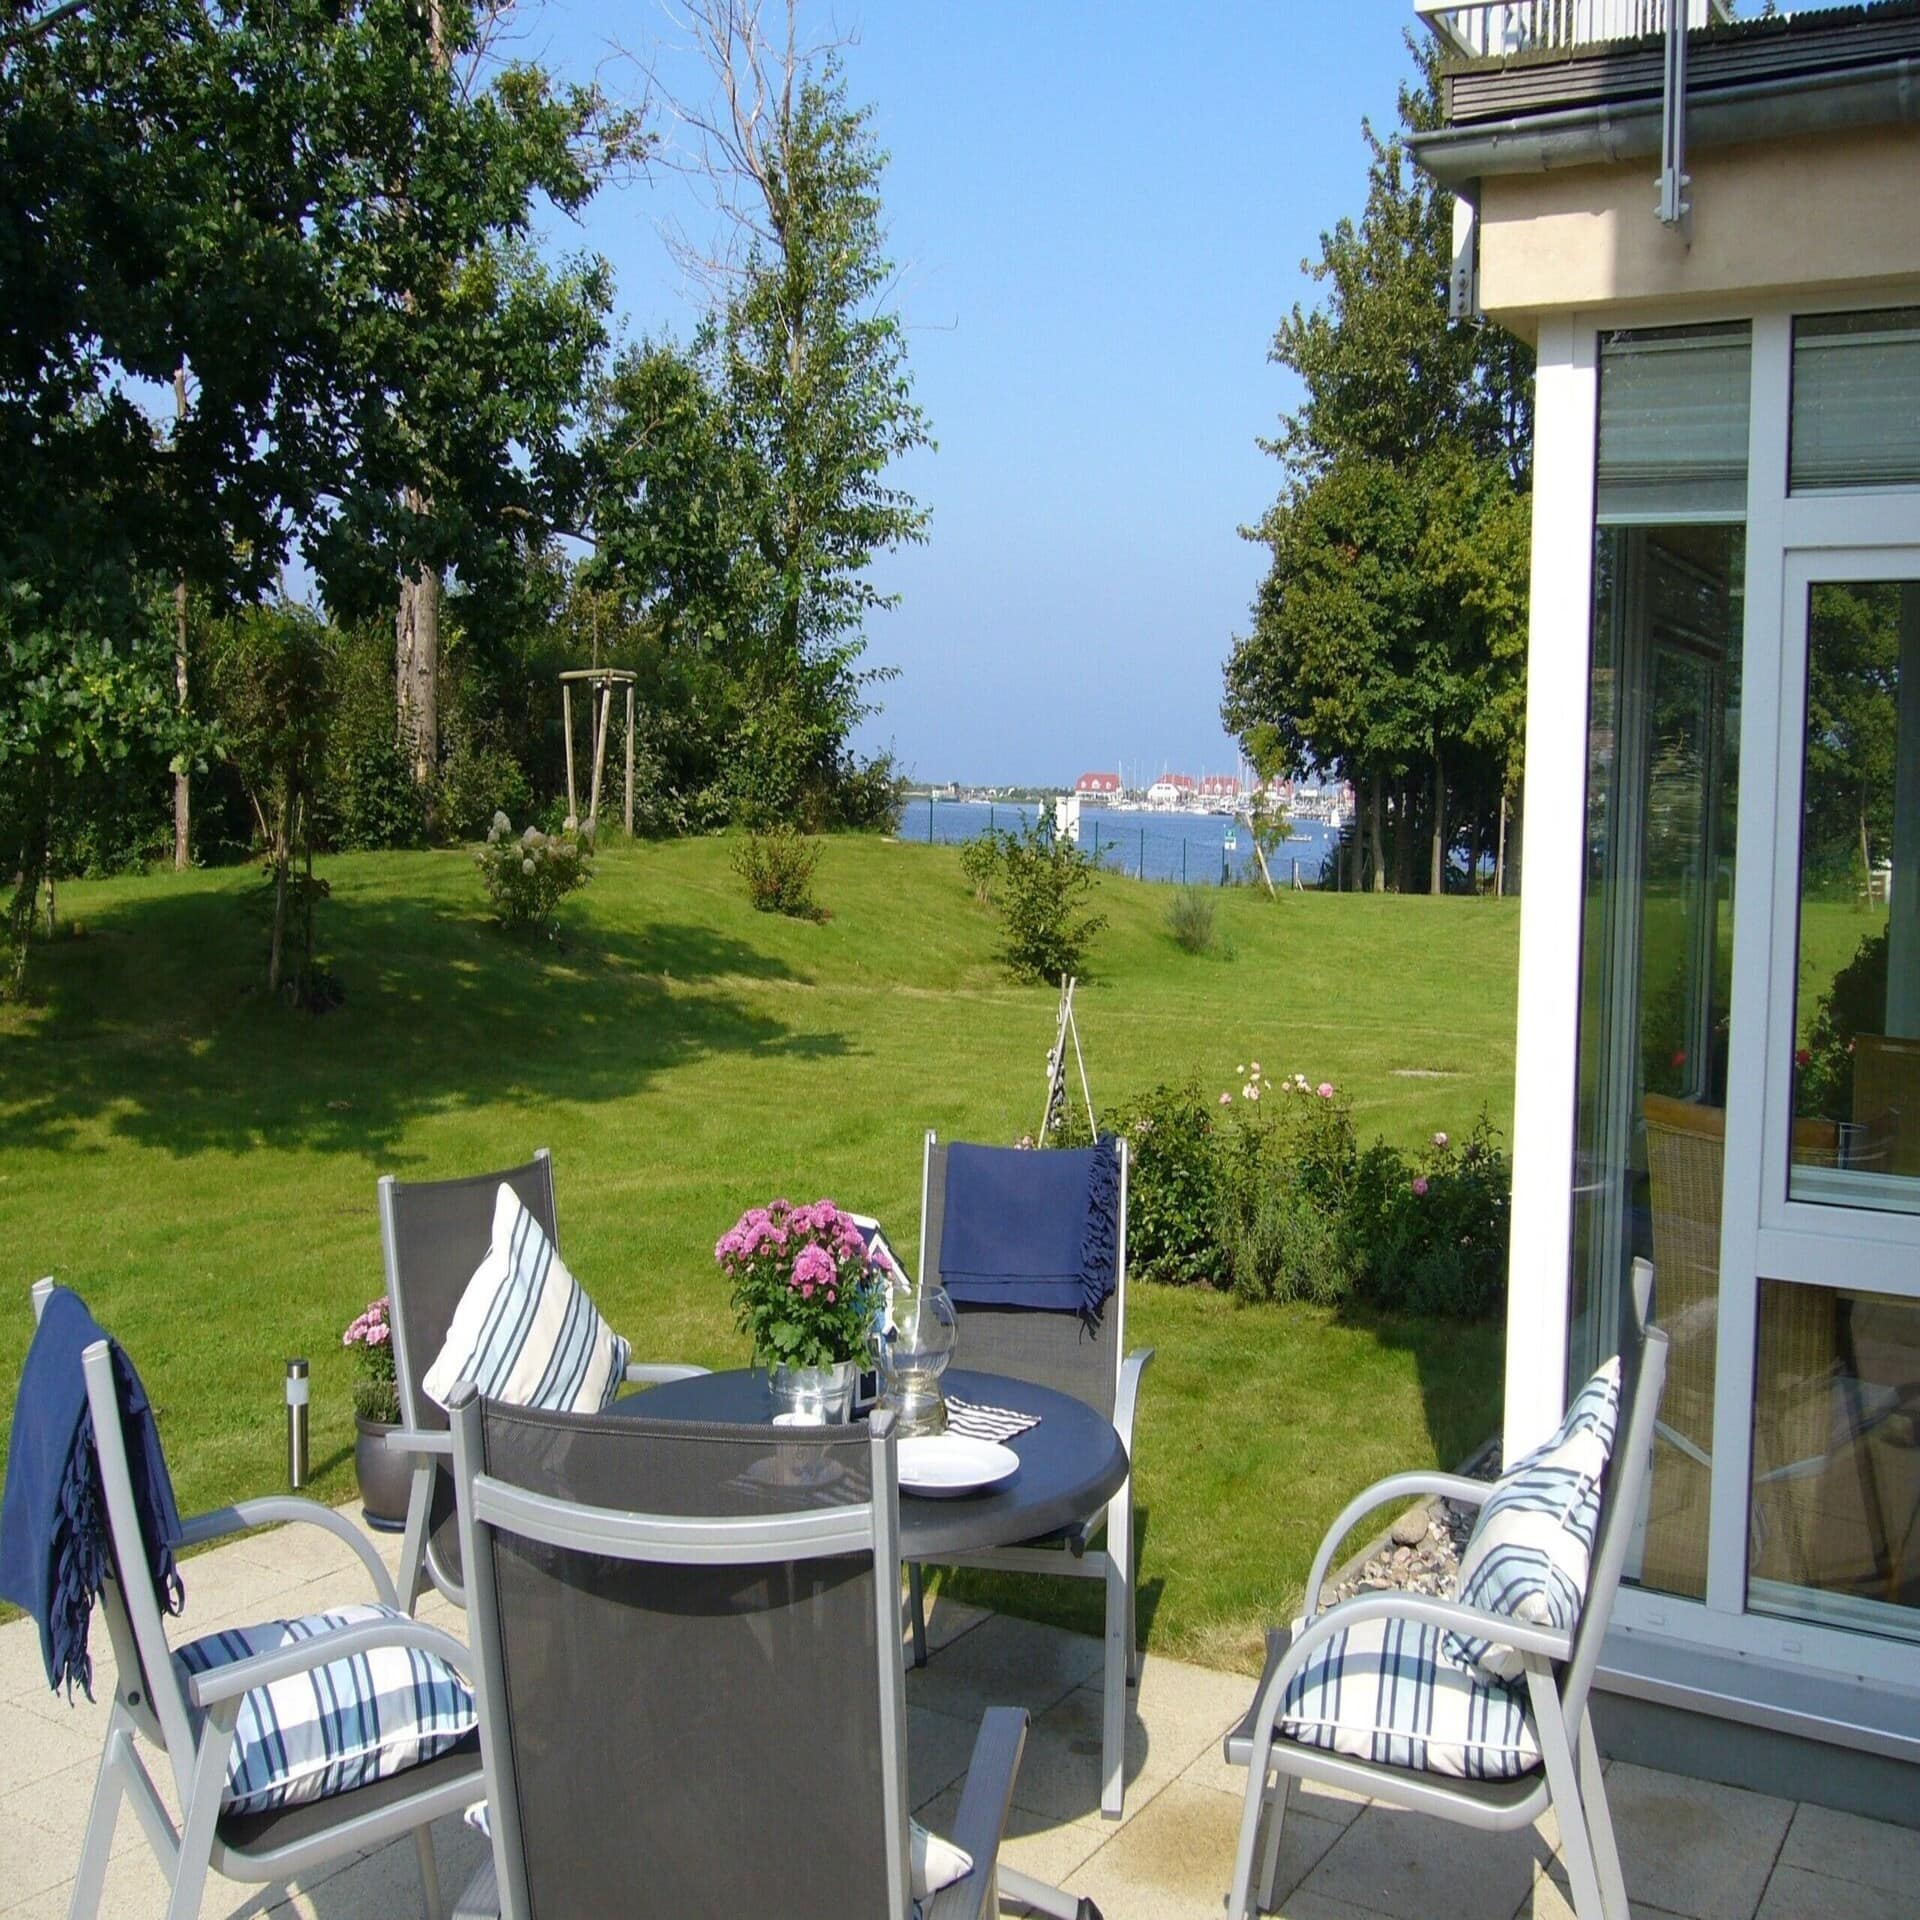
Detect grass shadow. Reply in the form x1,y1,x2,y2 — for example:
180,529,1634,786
0,879,845,1164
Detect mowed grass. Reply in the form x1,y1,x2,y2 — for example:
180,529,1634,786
0,836,1517,1670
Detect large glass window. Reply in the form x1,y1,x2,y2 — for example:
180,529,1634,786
1748,1282,1920,1641
1791,309,1920,493
1788,579,1920,1215
1571,325,1750,1602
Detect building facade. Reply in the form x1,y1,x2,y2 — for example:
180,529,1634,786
1414,0,1920,1812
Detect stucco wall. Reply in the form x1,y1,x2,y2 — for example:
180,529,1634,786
1476,123,1920,333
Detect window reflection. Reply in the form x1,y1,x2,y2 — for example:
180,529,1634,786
1789,580,1920,1213
1749,1282,1920,1638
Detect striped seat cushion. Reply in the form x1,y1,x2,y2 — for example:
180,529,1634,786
1277,1614,1541,1780
1445,1357,1622,1681
422,1183,629,1414
177,1603,476,1816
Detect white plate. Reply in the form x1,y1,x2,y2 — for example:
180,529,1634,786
897,1435,1019,1498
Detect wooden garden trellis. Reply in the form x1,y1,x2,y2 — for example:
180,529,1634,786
558,667,637,834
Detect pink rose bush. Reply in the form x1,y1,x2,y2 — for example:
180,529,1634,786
716,1198,886,1370
343,1296,400,1423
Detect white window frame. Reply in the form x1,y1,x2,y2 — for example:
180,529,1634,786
1515,285,1920,1692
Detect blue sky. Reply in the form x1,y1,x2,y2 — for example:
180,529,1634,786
523,2,1420,786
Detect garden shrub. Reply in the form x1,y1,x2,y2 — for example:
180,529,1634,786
477,813,594,933
1796,925,1887,1121
1164,887,1215,955
328,735,426,851
982,819,1106,983
436,734,534,844
1089,1060,1512,1321
733,825,822,917
959,830,1003,904
1107,1082,1229,1285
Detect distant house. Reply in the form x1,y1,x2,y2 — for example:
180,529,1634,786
1197,774,1242,803
1145,773,1197,808
1073,771,1122,798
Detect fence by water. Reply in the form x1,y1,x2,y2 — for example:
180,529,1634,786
902,797,1343,889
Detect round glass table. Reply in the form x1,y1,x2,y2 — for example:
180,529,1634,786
611,1365,1127,1558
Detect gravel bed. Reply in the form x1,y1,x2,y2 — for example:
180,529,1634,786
1324,1443,1502,1606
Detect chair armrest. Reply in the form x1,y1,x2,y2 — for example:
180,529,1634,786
624,1362,711,1386
925,1706,1028,1920
383,1427,453,1458
185,1615,475,1709
1301,1471,1492,1619
175,1498,399,1608
1113,1347,1154,1458
1228,1589,1569,1776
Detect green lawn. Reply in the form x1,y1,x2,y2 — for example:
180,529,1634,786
0,836,1518,1670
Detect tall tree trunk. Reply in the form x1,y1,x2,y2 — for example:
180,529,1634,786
1496,789,1508,898
1347,775,1362,892
1430,748,1446,896
1369,770,1386,893
172,364,191,870
393,0,448,796
396,530,440,787
1392,779,1411,894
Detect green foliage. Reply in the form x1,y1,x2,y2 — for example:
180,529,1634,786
1797,926,1889,1120
973,820,1107,983
1164,887,1217,955
435,735,536,846
1108,1084,1231,1286
476,814,594,935
203,604,337,1000
1105,1067,1509,1318
1223,43,1532,892
959,832,1002,904
732,826,822,918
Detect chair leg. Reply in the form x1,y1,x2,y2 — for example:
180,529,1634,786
68,1722,130,1920
415,1821,444,1920
1227,1749,1276,1920
1578,1710,1628,1920
1100,1538,1128,1819
1124,1493,1141,1685
1532,1684,1607,1920
398,1463,434,1615
907,1561,929,1669
1256,1771,1291,1912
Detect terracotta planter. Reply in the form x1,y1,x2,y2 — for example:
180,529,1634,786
354,1413,410,1533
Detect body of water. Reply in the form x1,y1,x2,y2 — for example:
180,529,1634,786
900,797,1343,888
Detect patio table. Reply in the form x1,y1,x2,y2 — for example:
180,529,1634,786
611,1366,1129,1556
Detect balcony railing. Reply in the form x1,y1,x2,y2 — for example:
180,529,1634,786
1414,0,1731,59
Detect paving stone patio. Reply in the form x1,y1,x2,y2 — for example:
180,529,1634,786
1,1509,1913,1919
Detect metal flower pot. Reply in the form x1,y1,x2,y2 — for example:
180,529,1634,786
767,1361,860,1425
354,1413,411,1533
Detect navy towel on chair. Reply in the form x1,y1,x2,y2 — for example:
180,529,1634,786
939,1139,1120,1325
0,1287,183,1697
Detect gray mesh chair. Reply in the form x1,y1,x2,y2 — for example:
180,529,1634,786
29,1281,481,1920
1220,1260,1670,1920
377,1151,706,1613
445,1389,1027,1920
910,1132,1152,1821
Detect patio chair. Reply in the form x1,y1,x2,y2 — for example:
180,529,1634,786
1220,1260,1670,1920
1855,1033,1920,1177
24,1280,482,1920
443,1387,1028,1920
377,1151,706,1613
909,1131,1151,1821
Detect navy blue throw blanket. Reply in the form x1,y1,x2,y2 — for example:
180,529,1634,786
0,1288,183,1697
938,1138,1120,1325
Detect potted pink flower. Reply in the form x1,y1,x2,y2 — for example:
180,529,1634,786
343,1296,407,1529
715,1199,886,1422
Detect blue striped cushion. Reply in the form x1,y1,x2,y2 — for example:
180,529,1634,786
176,1603,476,1815
421,1183,629,1414
1445,1358,1621,1681
1278,1614,1541,1780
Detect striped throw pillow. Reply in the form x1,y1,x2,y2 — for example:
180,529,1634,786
422,1183,630,1414
176,1603,475,1815
1445,1357,1622,1681
1278,1613,1541,1780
